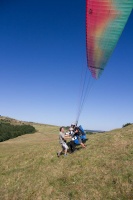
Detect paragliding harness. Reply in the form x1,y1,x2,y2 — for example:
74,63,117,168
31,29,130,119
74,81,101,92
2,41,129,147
72,125,87,145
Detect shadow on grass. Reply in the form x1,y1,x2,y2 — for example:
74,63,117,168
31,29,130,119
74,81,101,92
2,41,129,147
67,139,88,154
57,139,88,157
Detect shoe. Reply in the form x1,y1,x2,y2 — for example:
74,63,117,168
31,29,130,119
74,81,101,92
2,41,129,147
64,154,67,157
71,149,77,153
57,152,60,157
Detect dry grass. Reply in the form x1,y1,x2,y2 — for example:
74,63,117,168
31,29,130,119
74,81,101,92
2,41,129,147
0,119,133,200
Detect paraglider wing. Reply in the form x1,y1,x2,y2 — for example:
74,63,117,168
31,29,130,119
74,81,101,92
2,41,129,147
86,0,133,79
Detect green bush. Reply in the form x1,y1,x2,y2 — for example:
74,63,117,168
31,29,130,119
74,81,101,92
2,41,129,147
86,131,93,135
122,123,132,128
0,122,36,142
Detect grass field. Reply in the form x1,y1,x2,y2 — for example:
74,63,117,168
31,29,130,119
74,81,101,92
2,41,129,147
0,118,133,200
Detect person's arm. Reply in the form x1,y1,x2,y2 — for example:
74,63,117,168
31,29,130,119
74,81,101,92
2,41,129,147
61,133,71,142
64,135,71,139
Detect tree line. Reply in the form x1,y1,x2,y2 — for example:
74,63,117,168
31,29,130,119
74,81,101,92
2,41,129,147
0,122,36,142
122,123,132,128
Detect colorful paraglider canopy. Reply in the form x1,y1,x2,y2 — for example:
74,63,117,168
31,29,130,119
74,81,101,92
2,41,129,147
86,0,133,79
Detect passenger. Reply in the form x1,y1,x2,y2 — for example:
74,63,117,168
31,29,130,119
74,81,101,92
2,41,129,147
57,127,71,157
69,127,74,136
67,127,76,153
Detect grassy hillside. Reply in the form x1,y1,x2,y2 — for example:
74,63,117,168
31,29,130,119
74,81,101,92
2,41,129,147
0,118,133,200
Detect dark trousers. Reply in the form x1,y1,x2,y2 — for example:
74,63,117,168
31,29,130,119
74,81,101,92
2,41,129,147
69,140,75,152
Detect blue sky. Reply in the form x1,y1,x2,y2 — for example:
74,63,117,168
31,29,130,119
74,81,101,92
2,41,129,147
0,0,133,131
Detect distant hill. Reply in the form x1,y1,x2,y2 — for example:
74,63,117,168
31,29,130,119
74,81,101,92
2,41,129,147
86,129,105,133
0,115,59,127
0,115,28,125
